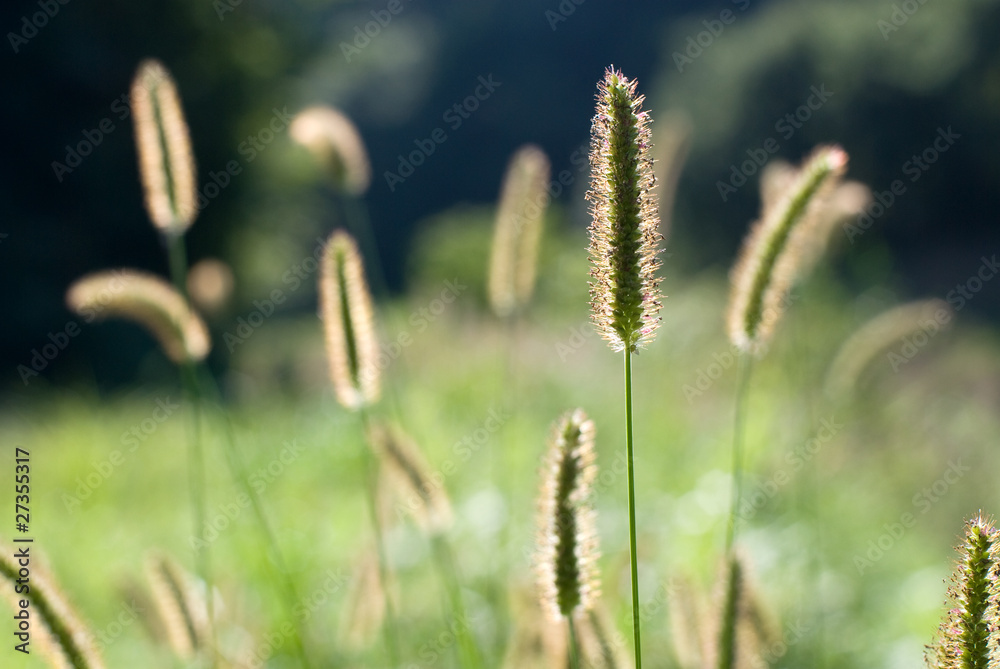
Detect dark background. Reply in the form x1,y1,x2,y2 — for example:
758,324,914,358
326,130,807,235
3,0,999,389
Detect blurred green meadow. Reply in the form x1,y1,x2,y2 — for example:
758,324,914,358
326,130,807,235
6,212,1000,667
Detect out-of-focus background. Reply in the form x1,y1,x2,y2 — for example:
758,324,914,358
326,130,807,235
3,1,1000,667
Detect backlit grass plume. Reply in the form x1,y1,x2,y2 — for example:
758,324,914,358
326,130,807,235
319,230,380,410
536,409,600,623
711,554,774,669
369,422,453,535
587,66,660,668
0,541,105,669
825,298,952,397
291,105,372,195
144,552,210,661
66,269,210,363
587,67,662,353
929,514,999,669
488,143,551,318
131,59,198,236
727,145,848,354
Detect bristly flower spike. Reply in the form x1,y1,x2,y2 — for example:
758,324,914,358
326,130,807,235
930,513,999,669
727,145,848,355
536,409,600,621
319,230,380,410
488,143,551,318
131,59,198,236
587,67,663,353
66,269,210,364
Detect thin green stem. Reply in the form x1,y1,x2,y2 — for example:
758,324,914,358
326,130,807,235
568,615,581,669
359,409,400,668
725,354,754,558
166,229,216,667
623,350,642,669
431,535,482,668
197,373,312,669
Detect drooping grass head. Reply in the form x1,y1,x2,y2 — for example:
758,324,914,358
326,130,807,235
587,67,663,353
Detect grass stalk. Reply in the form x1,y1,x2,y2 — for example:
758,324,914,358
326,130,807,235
725,354,754,558
431,534,482,668
568,614,581,669
623,350,642,668
360,409,401,668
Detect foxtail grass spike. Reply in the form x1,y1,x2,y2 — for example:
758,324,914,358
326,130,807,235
337,543,390,651
712,553,773,669
144,552,210,661
668,577,710,669
825,298,952,397
536,409,600,621
587,66,663,353
319,230,380,410
291,105,372,195
930,514,999,669
727,145,848,355
488,144,551,318
66,269,210,363
0,541,106,669
369,422,453,535
131,59,198,236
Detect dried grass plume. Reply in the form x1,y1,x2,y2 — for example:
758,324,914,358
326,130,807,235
319,230,380,410
727,145,848,354
536,409,600,621
291,105,372,195
131,59,198,235
488,144,551,318
587,67,663,353
66,269,211,363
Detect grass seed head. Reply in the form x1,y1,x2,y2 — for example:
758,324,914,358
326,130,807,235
587,66,663,353
930,513,999,669
0,541,106,669
727,145,848,355
144,552,210,661
290,105,372,195
319,230,380,410
368,422,453,535
536,409,600,621
488,143,551,318
66,269,210,363
131,59,198,236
